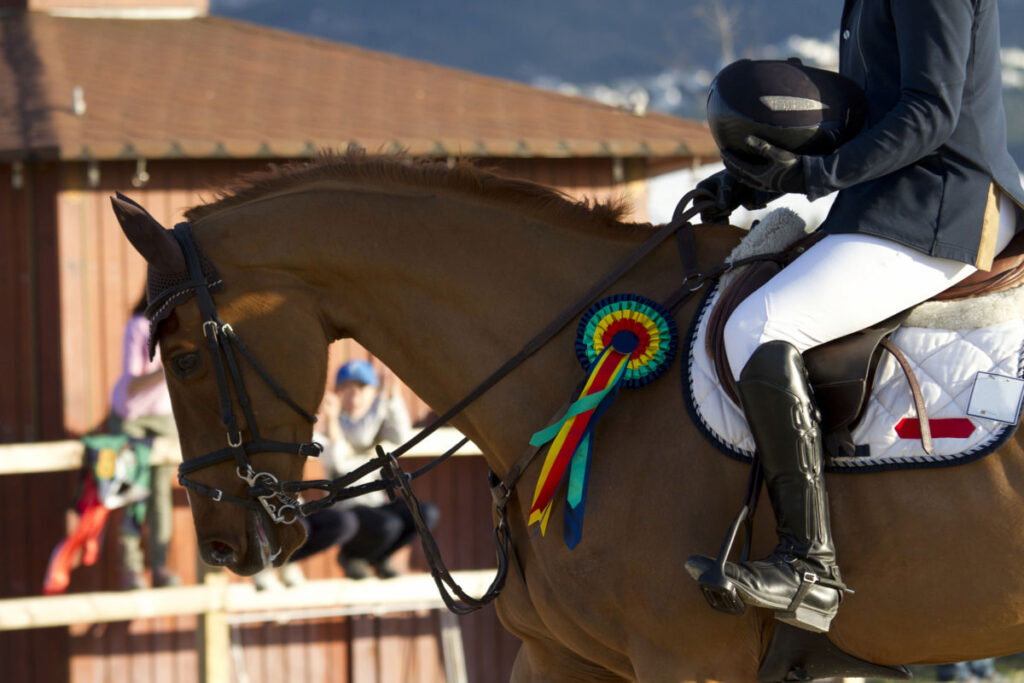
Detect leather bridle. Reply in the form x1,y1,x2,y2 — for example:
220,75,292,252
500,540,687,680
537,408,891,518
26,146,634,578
147,191,754,613
148,221,323,525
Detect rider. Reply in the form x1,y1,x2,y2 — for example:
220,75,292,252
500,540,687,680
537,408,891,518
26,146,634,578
685,0,1024,634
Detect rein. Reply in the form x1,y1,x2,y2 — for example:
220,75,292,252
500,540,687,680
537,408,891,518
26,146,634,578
156,190,775,614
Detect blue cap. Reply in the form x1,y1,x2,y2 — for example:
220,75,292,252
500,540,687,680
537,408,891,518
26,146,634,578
335,360,379,388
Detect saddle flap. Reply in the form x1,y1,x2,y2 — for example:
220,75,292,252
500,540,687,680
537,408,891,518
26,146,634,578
706,259,783,404
804,310,909,432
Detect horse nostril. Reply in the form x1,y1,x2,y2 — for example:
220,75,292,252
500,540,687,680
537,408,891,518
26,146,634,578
200,540,238,567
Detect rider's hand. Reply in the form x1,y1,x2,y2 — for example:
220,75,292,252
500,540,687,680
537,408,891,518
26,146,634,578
721,136,806,194
695,170,743,223
695,169,774,223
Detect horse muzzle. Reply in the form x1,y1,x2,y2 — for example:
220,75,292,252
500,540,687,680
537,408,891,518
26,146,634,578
198,510,307,576
199,539,240,568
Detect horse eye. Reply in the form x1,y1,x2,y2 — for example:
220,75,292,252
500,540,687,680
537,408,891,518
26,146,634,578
171,351,201,378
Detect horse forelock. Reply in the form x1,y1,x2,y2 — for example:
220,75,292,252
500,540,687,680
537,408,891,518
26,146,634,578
183,149,635,232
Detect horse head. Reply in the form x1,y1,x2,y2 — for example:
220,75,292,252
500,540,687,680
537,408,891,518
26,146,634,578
111,193,328,576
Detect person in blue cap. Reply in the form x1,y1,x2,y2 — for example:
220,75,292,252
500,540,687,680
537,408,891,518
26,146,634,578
256,359,440,587
315,359,440,579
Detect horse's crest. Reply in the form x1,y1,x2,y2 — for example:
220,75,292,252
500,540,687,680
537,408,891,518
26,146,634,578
686,209,1024,472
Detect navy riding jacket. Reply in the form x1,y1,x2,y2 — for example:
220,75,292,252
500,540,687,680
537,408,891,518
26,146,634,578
803,0,1024,269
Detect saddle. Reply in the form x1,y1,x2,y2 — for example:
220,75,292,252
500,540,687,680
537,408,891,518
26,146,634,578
706,227,1024,456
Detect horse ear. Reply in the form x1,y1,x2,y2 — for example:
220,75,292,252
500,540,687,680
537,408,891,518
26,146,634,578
110,192,185,273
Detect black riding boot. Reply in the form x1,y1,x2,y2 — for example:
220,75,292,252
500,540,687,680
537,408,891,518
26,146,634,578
685,341,847,633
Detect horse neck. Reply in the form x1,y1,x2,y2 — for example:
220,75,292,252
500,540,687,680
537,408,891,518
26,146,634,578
196,184,732,470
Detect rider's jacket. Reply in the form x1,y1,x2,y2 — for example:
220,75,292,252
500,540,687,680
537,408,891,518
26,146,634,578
803,0,1024,270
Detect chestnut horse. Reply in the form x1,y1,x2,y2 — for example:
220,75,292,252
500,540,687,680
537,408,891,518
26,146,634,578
113,153,1024,682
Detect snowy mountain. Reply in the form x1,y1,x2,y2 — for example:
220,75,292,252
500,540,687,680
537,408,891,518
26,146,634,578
536,36,1024,120
211,1,1024,84
211,0,1024,164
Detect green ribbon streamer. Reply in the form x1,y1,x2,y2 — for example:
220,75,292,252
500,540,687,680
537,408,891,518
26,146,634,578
566,432,592,508
529,386,614,447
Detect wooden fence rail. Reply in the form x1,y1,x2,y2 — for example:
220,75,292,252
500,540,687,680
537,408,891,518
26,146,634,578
0,572,495,632
0,427,481,475
0,428,491,683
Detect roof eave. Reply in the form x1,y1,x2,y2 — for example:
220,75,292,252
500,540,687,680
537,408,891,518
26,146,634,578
0,137,717,162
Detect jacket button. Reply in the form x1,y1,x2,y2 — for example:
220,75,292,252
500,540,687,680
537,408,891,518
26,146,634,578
842,29,851,39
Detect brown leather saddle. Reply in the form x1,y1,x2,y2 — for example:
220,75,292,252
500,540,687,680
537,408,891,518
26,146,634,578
705,228,1024,456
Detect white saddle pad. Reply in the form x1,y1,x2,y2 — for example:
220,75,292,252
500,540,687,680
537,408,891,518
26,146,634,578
684,209,1024,472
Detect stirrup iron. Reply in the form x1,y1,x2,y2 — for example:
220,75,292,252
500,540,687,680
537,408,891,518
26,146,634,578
696,504,749,616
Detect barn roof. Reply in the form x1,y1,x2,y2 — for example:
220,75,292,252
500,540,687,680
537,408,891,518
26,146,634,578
0,11,717,162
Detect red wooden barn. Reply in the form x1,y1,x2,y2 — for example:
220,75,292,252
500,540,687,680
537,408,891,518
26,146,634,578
0,0,716,680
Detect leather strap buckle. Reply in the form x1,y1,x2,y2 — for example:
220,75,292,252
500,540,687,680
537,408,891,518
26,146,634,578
490,480,511,509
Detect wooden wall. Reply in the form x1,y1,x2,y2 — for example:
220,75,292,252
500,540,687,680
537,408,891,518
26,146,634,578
54,158,271,435
0,158,72,683
14,0,209,12
0,154,648,682
0,159,64,443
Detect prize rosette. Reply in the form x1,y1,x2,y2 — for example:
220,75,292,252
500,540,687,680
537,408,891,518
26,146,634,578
529,293,679,548
575,294,678,388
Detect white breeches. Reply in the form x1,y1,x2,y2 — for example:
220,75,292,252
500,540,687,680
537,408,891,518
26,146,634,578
725,193,1020,381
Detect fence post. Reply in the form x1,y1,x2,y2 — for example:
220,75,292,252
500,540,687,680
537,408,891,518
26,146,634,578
197,565,231,683
439,610,468,683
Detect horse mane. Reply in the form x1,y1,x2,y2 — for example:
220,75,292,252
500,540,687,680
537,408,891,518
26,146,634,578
184,149,636,231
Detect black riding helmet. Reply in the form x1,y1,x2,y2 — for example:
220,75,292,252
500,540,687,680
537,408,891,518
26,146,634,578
707,58,867,161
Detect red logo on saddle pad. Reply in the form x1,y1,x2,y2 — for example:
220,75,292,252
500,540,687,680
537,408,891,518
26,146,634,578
894,418,975,440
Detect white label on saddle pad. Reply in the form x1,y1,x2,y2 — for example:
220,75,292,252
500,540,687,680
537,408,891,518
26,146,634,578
967,372,1024,424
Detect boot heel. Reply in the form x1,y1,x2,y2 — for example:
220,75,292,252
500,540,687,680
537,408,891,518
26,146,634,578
776,604,835,633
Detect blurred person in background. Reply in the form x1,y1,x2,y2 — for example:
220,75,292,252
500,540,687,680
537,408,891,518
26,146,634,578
936,658,1000,683
110,291,180,589
318,360,440,579
255,359,440,588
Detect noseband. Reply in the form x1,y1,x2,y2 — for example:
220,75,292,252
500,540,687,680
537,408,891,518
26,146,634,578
149,193,743,612
148,222,323,524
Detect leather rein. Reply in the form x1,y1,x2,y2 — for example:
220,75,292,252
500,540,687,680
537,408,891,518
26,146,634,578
151,191,760,614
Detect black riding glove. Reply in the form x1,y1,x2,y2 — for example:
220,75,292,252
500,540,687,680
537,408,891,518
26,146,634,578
721,136,806,195
694,169,777,223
